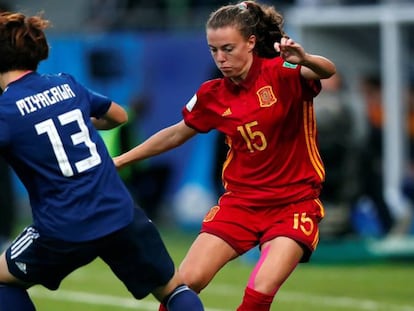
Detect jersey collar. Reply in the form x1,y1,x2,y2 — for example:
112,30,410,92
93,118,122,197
224,54,262,92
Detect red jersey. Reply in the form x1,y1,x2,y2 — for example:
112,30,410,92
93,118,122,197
182,55,323,207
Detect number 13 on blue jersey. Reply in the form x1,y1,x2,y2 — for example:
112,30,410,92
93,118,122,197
35,108,101,177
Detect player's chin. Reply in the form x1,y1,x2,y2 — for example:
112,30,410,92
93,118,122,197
219,68,232,76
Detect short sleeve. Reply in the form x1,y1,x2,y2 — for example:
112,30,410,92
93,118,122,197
182,82,220,133
273,59,322,99
61,73,112,118
86,88,112,118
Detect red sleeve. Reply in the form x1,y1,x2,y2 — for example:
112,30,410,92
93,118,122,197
182,79,222,133
301,75,322,99
272,57,321,100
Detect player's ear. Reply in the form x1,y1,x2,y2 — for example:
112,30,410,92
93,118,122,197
247,35,256,52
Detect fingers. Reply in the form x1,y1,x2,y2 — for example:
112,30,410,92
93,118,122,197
280,36,288,45
274,37,295,53
280,37,295,47
274,39,291,50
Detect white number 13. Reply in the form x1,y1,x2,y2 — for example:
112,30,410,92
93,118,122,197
35,109,101,177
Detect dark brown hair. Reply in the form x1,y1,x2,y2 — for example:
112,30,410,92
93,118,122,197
0,12,50,73
206,1,286,58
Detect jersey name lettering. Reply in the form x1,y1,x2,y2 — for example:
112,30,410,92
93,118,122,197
15,84,76,116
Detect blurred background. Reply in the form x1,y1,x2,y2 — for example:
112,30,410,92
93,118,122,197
1,0,414,264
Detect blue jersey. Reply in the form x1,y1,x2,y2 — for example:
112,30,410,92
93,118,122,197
0,72,134,242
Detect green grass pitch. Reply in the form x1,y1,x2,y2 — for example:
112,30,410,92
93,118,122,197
28,228,414,311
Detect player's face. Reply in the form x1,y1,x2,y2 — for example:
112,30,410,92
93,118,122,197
207,26,255,84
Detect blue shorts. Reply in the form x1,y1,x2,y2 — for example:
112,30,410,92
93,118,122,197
6,208,175,299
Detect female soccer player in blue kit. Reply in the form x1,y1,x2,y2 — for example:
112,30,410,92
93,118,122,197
0,11,204,311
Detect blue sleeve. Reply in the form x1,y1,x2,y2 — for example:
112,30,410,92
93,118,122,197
61,73,112,118
85,88,112,118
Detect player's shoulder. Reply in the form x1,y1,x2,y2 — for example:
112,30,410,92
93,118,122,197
199,78,223,94
184,78,223,113
41,72,77,83
194,78,225,107
261,57,301,83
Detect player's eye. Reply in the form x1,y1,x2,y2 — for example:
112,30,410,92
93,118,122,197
222,46,234,53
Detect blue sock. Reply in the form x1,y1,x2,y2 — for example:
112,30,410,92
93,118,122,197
0,284,36,311
164,284,204,311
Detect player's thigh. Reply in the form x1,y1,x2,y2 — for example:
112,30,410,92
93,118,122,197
179,232,238,292
99,209,175,299
253,236,303,293
0,252,21,284
5,226,98,290
262,198,323,263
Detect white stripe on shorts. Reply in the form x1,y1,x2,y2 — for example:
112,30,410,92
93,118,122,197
11,227,39,260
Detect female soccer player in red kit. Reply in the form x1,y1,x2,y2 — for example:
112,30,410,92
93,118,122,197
115,1,336,310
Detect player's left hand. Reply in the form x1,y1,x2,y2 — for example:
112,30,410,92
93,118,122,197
274,37,306,65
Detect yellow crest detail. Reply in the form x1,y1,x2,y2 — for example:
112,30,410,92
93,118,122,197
257,86,277,107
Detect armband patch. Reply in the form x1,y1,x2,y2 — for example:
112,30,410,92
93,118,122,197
283,61,298,69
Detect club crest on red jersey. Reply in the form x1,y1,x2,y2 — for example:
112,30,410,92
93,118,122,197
203,205,220,222
257,86,277,107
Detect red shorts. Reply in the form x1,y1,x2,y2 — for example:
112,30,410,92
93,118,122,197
201,198,325,262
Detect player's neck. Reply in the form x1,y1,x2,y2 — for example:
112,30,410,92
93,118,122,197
0,70,33,90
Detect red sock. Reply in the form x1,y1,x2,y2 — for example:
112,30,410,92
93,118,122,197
158,303,168,311
237,287,274,311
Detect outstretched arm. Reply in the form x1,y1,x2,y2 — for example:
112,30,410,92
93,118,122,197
114,120,197,169
274,37,336,80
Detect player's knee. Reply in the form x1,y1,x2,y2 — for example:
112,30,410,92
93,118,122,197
179,269,207,294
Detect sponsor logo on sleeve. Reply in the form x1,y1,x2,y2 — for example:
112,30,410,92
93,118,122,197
282,61,298,69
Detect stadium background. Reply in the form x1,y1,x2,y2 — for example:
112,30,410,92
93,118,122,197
3,0,414,263
1,1,414,310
